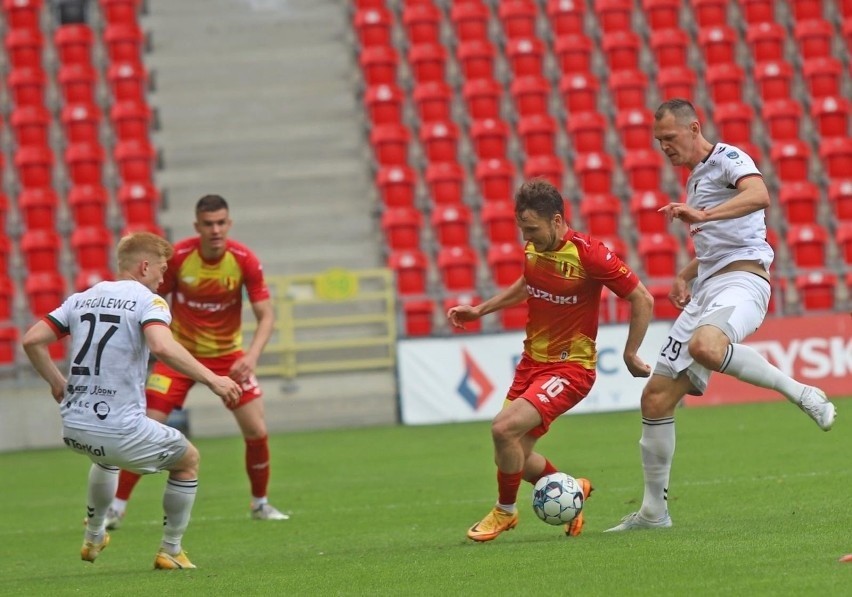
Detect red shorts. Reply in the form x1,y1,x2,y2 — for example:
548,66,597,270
145,351,262,415
507,354,596,438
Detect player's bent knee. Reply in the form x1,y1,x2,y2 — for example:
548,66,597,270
640,381,679,419
168,443,200,480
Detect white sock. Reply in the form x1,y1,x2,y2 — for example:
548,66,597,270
639,417,675,521
162,477,197,552
497,503,517,514
251,496,268,510
719,344,808,403
86,464,119,538
111,497,128,516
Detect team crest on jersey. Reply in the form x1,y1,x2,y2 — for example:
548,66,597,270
561,263,577,278
223,276,239,290
726,150,739,159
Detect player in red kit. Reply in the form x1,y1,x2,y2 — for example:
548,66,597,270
106,194,288,526
448,180,654,542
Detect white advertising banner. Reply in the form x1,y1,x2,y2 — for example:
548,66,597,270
398,322,672,425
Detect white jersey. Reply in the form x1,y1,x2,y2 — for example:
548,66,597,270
685,143,775,289
47,280,171,436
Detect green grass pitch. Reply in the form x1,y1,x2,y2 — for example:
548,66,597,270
1,398,850,596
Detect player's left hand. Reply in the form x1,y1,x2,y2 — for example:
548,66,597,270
623,353,652,378
658,203,705,225
229,354,257,384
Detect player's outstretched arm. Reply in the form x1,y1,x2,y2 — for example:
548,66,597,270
447,276,528,329
622,282,654,378
22,320,66,403
144,324,242,406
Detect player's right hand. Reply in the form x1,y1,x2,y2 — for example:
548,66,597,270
211,375,242,407
668,277,690,310
447,305,479,329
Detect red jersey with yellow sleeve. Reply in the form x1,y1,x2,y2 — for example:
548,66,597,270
523,229,638,367
160,237,270,358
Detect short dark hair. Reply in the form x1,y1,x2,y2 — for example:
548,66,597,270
514,179,564,219
655,98,698,123
195,194,229,214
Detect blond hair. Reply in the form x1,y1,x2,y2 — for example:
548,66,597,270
116,232,173,272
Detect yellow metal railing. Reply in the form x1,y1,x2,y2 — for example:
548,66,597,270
241,268,397,379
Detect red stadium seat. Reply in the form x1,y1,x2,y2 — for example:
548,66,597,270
408,43,447,84
509,76,551,118
648,283,682,320
376,165,416,208
691,0,729,28
8,67,47,107
3,0,42,32
487,242,525,287
457,39,496,81
402,2,441,45
75,268,114,292
609,70,648,111
21,229,61,274
616,108,654,150
104,23,144,63
602,30,640,72
101,0,141,26
0,193,8,235
381,206,422,250
476,158,516,202
62,102,102,145
754,60,793,102
65,143,105,186
11,105,50,147
470,118,509,160
568,112,607,152
518,114,557,157
438,245,479,291
444,293,483,334
770,140,810,183
559,72,599,115
642,0,680,30
524,154,564,190
481,201,519,244
71,227,112,270
14,146,53,188
110,101,152,143
844,18,852,52
5,28,43,70
462,78,502,121
506,37,545,78
546,0,585,36
841,0,852,17
58,63,97,104
431,204,472,248
580,194,620,236
388,249,429,295
630,190,670,234
793,19,833,60
795,272,836,310
713,102,754,146
638,233,679,278
19,188,58,230
575,152,614,194
761,99,803,142
624,149,663,191
820,138,852,179
114,140,155,184
594,0,632,33
740,0,774,24
835,222,852,265
553,34,593,75
779,181,820,224
657,66,697,101
117,181,160,225
698,25,737,66
364,84,404,125
450,1,490,42
499,301,528,330
828,179,852,221
420,121,459,163
353,7,393,48
802,57,842,100
0,277,13,322
358,45,398,86
706,62,744,104
425,161,465,205
499,0,538,39
107,61,148,103
25,272,66,318
401,298,435,336
369,123,410,166
649,28,689,68
745,22,785,63
786,223,827,268
811,96,850,140
413,81,453,124
68,185,108,227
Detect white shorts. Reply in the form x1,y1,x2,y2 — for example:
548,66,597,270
61,417,190,474
654,271,770,395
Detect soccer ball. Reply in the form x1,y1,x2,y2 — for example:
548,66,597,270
532,472,584,525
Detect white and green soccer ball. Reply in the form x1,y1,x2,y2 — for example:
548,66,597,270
532,472,584,525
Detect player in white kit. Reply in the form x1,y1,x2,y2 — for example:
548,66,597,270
22,233,242,568
606,99,837,532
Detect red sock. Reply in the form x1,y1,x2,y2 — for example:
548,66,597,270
245,436,270,499
115,469,142,501
496,470,524,506
524,458,559,484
